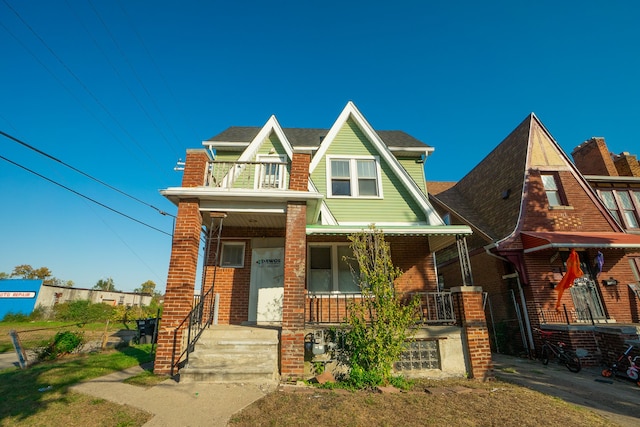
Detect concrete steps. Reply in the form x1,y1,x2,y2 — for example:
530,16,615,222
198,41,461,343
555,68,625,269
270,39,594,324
179,325,280,384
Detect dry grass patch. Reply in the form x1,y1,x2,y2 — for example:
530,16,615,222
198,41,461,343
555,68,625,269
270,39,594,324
230,378,615,427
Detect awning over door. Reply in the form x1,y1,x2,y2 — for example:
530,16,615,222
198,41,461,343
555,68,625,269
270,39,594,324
521,231,640,253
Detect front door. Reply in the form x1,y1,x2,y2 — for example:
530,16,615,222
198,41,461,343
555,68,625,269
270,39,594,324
249,246,285,323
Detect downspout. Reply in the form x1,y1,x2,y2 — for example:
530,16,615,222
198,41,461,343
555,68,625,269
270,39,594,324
484,246,535,353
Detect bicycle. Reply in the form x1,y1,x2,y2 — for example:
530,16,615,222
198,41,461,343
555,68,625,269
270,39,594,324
534,328,582,373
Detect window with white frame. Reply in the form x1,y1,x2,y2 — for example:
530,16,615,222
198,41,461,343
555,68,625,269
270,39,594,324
327,156,382,198
308,244,360,293
220,242,245,268
599,189,640,229
540,173,566,206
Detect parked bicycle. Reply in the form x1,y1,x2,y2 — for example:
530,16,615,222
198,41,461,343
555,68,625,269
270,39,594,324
534,328,581,373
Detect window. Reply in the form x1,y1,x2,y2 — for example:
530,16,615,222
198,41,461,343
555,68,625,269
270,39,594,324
328,156,381,198
308,244,359,293
540,173,566,206
599,189,640,229
220,242,245,268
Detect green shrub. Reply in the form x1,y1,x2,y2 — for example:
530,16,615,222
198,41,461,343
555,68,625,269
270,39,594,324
53,300,114,323
341,226,419,389
37,330,85,360
1,312,30,322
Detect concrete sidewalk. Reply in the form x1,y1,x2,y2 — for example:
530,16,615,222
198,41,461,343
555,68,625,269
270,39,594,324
71,365,276,427
493,353,640,427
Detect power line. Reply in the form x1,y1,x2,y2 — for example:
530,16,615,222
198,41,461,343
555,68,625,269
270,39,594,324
0,153,172,237
0,129,175,219
1,0,173,180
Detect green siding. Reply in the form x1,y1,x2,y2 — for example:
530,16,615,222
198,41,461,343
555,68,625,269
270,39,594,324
256,133,288,158
398,158,427,195
310,118,425,223
214,151,242,162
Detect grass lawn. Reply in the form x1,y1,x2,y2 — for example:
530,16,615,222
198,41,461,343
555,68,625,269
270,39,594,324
230,378,616,427
0,321,136,353
0,345,155,426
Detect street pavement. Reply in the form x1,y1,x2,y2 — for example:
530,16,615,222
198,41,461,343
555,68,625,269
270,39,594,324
493,353,640,427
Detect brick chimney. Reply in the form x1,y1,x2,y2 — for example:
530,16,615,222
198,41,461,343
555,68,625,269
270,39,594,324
571,137,618,176
613,152,640,177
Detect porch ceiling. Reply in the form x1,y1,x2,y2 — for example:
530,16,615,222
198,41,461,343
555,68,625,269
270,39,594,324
200,211,286,228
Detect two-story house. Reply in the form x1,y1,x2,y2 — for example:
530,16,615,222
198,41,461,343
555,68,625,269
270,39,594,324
429,114,640,366
153,102,492,381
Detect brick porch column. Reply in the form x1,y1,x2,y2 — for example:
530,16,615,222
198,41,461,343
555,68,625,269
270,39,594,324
154,150,209,375
280,151,310,379
452,286,494,380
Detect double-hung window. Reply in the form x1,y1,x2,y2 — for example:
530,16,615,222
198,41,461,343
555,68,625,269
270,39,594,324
308,244,359,293
599,189,640,229
540,173,567,206
328,156,382,198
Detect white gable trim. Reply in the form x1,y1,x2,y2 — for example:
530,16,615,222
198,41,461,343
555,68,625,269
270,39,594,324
308,179,338,225
310,101,444,226
237,115,294,162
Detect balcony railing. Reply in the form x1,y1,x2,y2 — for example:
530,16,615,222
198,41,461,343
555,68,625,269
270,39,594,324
305,291,456,325
205,161,289,190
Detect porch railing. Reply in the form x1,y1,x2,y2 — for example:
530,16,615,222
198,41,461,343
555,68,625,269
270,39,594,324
205,161,289,190
170,285,218,376
537,304,596,325
305,291,455,325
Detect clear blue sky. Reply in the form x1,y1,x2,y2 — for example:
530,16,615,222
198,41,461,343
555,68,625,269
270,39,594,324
1,1,639,292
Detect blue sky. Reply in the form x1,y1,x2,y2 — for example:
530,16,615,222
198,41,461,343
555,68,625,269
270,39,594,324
1,1,639,292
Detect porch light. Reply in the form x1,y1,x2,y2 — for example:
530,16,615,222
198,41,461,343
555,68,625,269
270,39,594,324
602,277,618,286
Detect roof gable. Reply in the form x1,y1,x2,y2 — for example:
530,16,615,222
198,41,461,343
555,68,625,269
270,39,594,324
309,101,444,225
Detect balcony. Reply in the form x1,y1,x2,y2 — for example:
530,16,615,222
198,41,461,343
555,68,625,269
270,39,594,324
205,161,290,190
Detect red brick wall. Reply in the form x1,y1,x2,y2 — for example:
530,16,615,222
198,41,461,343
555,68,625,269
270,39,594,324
452,287,494,380
154,199,203,375
290,152,311,191
281,201,307,378
182,150,210,187
389,236,438,293
571,137,618,177
614,153,640,177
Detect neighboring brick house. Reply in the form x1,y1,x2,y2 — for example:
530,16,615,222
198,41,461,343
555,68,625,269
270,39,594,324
429,114,640,365
154,102,492,380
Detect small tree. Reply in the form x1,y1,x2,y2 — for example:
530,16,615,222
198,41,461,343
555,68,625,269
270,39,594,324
93,277,117,292
342,226,419,388
134,280,156,295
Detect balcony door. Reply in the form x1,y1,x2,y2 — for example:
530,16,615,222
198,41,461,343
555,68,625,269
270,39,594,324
255,155,286,189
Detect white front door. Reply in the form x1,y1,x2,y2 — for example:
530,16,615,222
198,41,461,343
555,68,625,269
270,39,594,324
249,247,285,323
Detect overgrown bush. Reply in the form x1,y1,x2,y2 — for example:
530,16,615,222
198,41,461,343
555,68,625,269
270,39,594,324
37,330,85,360
53,300,115,323
1,312,30,322
341,226,419,389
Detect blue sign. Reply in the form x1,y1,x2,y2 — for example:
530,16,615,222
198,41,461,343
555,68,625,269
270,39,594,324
0,280,42,320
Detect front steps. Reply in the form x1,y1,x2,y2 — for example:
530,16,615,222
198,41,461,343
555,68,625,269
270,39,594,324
178,325,280,384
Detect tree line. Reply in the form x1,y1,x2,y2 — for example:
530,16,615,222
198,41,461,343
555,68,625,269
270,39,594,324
1,264,159,295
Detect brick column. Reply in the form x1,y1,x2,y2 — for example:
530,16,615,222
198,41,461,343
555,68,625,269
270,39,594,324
280,151,310,379
154,150,209,375
452,286,494,380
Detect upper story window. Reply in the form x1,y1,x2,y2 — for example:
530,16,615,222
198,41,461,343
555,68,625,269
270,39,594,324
327,156,382,198
540,173,567,207
308,244,360,293
599,189,640,229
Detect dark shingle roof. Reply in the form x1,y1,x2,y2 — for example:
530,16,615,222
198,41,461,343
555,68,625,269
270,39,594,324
430,115,533,241
207,127,430,148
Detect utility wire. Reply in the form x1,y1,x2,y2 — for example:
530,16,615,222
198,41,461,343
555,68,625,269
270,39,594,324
0,130,175,218
0,153,172,237
1,0,172,180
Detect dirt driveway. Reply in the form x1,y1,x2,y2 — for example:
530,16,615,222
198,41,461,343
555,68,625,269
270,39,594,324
493,353,640,427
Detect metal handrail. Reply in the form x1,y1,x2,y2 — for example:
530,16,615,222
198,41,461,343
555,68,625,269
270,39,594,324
304,291,455,325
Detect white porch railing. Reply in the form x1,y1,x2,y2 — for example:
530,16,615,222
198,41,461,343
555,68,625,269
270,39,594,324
205,161,289,190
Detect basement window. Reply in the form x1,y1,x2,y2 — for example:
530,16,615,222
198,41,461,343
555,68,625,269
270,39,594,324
220,242,245,268
395,340,440,371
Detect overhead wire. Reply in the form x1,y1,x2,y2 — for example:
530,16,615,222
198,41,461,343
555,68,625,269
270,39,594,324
1,0,173,181
0,153,173,237
0,129,175,218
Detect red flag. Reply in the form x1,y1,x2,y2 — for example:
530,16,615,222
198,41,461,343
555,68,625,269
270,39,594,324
555,249,583,310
